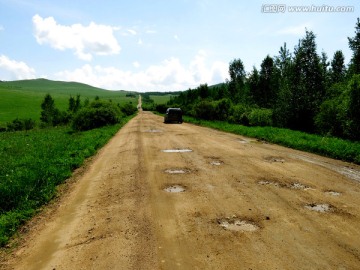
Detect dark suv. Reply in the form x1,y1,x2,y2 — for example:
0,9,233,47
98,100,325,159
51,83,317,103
164,108,183,124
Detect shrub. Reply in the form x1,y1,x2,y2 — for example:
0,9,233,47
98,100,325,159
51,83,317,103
194,100,216,120
229,104,250,125
155,104,168,114
120,102,137,116
248,108,273,126
72,101,121,131
6,118,36,131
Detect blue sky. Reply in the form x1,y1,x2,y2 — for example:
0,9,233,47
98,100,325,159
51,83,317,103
0,0,358,91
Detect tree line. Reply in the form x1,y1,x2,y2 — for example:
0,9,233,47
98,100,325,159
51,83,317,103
168,18,360,141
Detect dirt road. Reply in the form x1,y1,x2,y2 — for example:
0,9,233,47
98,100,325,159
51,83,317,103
2,111,360,270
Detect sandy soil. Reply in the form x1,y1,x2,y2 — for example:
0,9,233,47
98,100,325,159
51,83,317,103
1,111,360,270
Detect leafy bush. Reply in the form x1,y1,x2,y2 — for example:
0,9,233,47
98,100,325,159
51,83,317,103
120,102,137,116
155,103,168,114
6,118,36,131
194,100,216,120
248,108,273,126
72,100,121,131
229,104,250,125
214,98,232,120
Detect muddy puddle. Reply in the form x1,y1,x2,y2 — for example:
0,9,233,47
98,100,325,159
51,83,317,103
164,169,190,174
325,191,341,196
161,149,193,153
305,203,333,213
163,184,186,193
145,129,162,133
210,161,222,166
218,218,259,232
258,180,313,190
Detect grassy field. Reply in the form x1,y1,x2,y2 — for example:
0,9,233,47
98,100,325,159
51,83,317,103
0,115,135,246
149,94,173,104
183,116,360,164
0,79,138,125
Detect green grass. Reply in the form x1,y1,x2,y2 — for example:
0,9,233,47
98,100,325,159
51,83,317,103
0,79,138,125
0,115,135,246
150,94,173,104
183,116,360,164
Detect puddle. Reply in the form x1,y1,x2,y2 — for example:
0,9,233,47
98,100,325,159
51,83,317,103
290,182,312,190
305,203,332,213
258,180,313,190
210,161,222,166
162,149,192,153
264,156,285,163
218,218,259,232
145,129,162,133
164,169,190,174
325,191,341,196
163,185,186,193
258,180,283,187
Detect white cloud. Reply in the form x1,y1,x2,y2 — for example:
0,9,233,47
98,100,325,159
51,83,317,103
54,51,229,91
127,29,137,35
0,55,36,80
137,38,143,45
277,23,311,36
133,61,140,68
32,14,121,61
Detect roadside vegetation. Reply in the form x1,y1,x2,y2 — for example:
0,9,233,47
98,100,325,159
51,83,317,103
184,116,360,164
0,92,137,246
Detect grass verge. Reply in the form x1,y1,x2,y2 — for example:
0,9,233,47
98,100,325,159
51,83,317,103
0,115,135,246
183,116,360,164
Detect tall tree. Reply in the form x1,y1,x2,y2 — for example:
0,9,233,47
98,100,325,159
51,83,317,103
348,17,360,75
228,58,246,102
258,55,276,108
330,50,346,84
273,43,293,127
290,30,325,132
248,66,260,105
40,94,57,125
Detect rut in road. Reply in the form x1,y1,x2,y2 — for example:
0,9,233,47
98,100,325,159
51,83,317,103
2,111,360,270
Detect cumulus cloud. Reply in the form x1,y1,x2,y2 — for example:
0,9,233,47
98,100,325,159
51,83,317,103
0,55,36,80
54,51,229,91
32,14,121,61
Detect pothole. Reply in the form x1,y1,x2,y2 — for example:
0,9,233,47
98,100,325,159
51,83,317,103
161,149,193,153
163,184,186,193
217,218,259,232
164,169,190,174
325,190,341,196
210,160,223,166
257,180,284,188
258,179,313,190
145,129,162,133
305,203,333,213
290,182,312,190
264,156,285,163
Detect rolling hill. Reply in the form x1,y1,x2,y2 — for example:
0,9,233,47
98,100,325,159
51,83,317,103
0,79,138,125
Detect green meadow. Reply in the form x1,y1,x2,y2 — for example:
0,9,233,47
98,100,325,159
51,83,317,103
0,79,138,125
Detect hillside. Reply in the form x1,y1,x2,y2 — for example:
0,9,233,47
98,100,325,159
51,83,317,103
0,79,138,125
